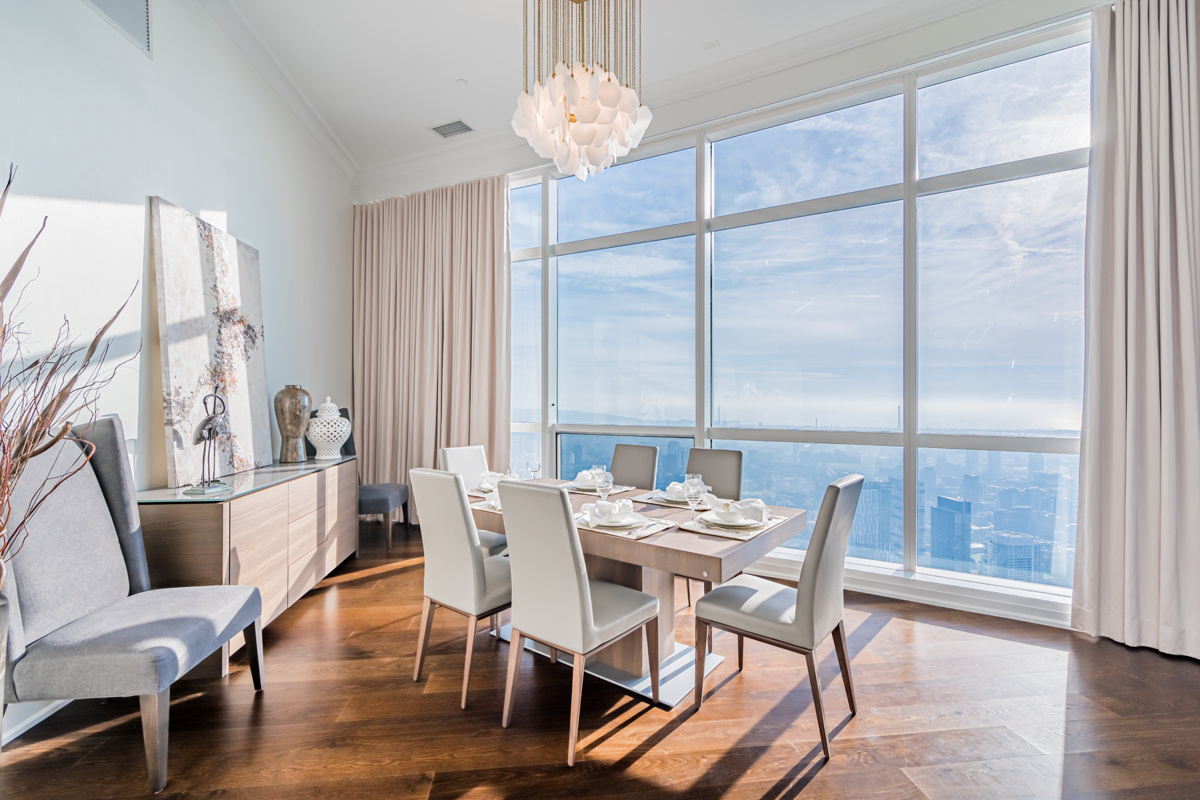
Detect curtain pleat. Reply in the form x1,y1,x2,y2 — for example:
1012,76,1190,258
1074,0,1200,658
352,176,511,512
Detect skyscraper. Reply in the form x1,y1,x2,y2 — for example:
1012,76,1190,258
930,496,972,571
988,531,1048,583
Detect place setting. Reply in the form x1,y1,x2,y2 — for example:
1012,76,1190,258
631,473,712,511
563,465,635,496
574,497,674,540
677,493,788,541
466,468,519,502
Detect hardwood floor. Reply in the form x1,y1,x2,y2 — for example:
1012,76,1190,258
4,521,1200,799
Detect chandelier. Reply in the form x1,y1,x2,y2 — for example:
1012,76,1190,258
512,0,652,181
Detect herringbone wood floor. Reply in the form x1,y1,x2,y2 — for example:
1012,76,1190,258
4,521,1200,799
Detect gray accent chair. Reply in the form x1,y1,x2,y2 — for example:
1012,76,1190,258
0,417,264,793
610,444,659,491
308,407,410,552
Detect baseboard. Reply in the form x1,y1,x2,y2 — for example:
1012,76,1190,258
2,700,71,746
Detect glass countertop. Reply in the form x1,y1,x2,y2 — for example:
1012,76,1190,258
136,456,357,504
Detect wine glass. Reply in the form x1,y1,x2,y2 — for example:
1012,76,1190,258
526,460,541,480
596,472,614,503
684,472,705,522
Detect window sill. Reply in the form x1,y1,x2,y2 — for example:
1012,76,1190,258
748,550,1073,629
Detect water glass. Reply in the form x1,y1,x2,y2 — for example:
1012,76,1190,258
684,472,704,521
597,472,614,503
526,460,541,480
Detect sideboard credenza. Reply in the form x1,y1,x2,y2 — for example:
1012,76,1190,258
136,456,359,677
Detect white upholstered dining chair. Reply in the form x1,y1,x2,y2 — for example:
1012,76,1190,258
437,445,507,557
409,468,512,709
610,443,659,490
496,480,661,766
693,474,864,760
682,447,745,607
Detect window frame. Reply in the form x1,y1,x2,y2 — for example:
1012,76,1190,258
507,18,1090,621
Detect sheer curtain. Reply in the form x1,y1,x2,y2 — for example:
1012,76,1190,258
1074,0,1200,658
352,176,510,499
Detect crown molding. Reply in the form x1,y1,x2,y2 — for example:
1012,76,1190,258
198,0,359,181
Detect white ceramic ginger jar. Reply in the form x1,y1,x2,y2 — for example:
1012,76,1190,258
305,397,351,460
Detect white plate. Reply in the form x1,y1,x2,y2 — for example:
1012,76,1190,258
699,511,762,528
592,512,646,529
651,492,689,504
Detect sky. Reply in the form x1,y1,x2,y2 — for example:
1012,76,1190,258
509,43,1092,437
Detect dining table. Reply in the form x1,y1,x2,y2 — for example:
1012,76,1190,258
471,478,807,707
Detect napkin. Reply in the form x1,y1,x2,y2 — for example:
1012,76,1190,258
661,480,711,500
582,498,634,526
703,494,768,523
476,471,507,493
572,470,598,488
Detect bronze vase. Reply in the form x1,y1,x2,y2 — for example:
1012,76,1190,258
274,385,312,463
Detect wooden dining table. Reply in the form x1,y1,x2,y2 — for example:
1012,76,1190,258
471,478,807,707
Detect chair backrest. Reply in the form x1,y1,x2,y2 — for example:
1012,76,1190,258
409,468,489,613
686,448,743,500
438,445,489,491
3,416,146,697
610,444,658,489
305,407,356,457
793,474,864,648
497,481,593,653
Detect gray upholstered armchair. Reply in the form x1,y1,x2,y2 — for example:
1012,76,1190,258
0,417,264,793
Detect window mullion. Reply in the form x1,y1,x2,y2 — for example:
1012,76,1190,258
903,73,919,574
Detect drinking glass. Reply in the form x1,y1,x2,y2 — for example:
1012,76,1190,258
597,472,614,503
684,472,704,522
526,460,541,480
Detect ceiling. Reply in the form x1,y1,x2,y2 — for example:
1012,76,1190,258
202,0,994,184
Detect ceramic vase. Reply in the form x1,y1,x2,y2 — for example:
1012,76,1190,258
306,397,351,460
274,385,312,463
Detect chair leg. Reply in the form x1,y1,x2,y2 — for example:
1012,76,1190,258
461,615,478,709
489,613,498,634
383,513,394,555
703,582,714,652
414,597,436,681
645,615,660,705
832,620,857,715
140,687,170,793
693,618,708,708
737,634,744,672
502,630,525,728
242,617,265,691
567,652,585,767
805,650,831,760
549,646,559,664
686,579,692,606
402,501,410,533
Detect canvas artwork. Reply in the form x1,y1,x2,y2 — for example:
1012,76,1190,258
149,197,272,488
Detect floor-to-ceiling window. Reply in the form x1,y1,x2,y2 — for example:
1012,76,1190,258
508,26,1090,600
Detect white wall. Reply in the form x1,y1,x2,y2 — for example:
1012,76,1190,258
0,0,353,741
354,0,1098,201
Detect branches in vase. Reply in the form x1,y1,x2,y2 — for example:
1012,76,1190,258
0,165,138,563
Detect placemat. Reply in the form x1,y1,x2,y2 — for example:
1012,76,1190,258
676,514,788,541
572,514,674,540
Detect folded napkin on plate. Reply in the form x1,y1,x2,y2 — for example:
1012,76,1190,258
703,494,768,523
660,480,712,501
480,492,502,510
476,471,507,493
572,470,599,488
581,498,634,526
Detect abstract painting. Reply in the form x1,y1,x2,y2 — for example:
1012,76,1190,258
149,197,272,487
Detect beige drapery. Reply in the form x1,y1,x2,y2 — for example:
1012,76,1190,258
1074,0,1200,658
352,176,510,498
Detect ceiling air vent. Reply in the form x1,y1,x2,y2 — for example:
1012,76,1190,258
84,0,152,57
433,121,474,139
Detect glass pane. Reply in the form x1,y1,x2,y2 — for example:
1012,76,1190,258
918,44,1091,177
715,95,903,216
917,448,1078,588
511,258,541,425
510,183,541,251
713,440,903,561
919,170,1086,435
557,237,695,426
510,431,542,474
712,202,903,431
556,149,695,242
558,434,693,490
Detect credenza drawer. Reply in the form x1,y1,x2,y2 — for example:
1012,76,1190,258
289,472,321,522
288,507,330,563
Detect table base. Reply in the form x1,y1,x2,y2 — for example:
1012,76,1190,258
495,624,722,709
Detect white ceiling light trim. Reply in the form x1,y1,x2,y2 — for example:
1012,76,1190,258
512,0,652,181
